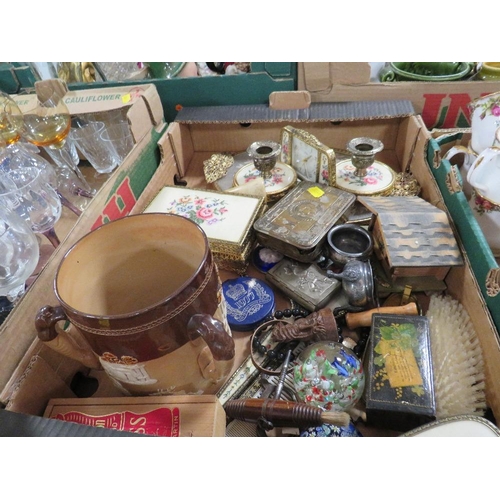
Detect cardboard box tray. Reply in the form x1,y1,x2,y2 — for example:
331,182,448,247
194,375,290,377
298,62,500,130
427,129,500,342
0,62,297,123
2,94,500,436
44,395,226,437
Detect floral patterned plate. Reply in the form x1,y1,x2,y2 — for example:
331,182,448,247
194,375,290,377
335,159,396,196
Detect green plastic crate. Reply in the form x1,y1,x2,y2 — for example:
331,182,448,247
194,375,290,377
0,62,38,94
0,62,297,123
69,62,297,123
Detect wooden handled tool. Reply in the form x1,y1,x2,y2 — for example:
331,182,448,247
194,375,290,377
225,398,351,429
345,302,418,330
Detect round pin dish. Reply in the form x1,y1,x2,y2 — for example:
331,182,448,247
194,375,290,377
233,162,297,201
335,137,395,196
222,276,276,332
335,159,396,196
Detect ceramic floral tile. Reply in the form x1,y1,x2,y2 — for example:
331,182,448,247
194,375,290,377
144,186,262,245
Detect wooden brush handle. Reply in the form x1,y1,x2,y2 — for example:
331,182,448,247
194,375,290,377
225,398,349,428
345,302,418,330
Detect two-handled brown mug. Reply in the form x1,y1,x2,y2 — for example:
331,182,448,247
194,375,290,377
35,213,235,396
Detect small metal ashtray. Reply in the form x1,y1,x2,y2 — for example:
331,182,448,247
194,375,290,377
326,224,373,266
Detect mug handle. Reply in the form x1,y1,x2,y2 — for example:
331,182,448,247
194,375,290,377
35,305,101,369
495,126,500,147
467,147,499,194
443,145,474,186
187,314,235,382
443,145,470,163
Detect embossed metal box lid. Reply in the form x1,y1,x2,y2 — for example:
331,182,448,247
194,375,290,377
254,181,356,262
266,258,341,312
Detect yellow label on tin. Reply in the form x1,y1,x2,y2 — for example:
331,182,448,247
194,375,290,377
307,186,324,198
378,339,423,388
121,94,131,104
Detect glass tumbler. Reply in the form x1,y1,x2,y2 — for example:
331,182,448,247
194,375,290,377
70,122,119,175
100,121,134,165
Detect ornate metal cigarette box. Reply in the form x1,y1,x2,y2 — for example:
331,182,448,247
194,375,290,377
254,182,356,262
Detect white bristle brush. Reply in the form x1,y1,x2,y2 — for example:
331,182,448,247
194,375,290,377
426,293,487,419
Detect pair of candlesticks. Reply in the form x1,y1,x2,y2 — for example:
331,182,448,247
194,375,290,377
247,136,421,198
247,137,383,180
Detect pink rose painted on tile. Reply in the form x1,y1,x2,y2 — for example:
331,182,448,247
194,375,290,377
197,207,214,219
164,195,228,226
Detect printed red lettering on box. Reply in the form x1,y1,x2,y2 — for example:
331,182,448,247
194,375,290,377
422,93,473,129
91,177,137,230
53,407,179,436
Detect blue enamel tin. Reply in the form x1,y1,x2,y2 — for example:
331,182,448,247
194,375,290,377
222,277,275,331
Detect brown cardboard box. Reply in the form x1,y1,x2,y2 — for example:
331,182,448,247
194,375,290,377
44,395,226,437
0,84,167,413
427,129,500,351
298,62,500,130
2,93,500,436
163,100,500,429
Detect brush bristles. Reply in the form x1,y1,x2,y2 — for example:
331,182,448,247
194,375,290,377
426,294,487,419
321,411,351,428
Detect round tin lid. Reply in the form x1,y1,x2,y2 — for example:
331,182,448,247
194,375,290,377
222,276,275,331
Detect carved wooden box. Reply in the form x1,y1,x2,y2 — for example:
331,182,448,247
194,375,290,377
357,196,463,280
